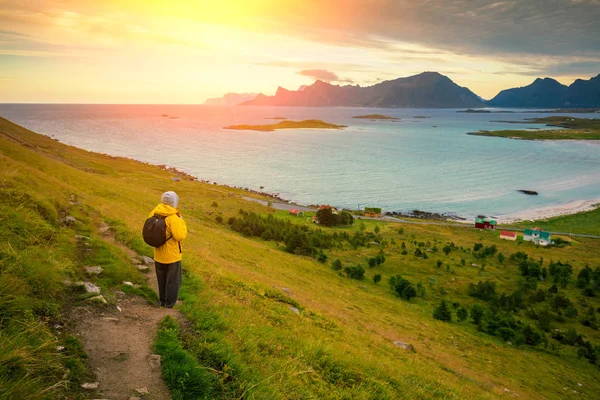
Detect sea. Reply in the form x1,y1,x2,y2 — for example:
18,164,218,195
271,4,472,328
1,104,599,220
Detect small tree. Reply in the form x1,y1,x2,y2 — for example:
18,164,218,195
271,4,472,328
373,274,382,284
374,225,380,234
457,307,468,322
470,304,485,325
443,246,452,256
498,253,505,264
433,301,452,322
331,259,342,271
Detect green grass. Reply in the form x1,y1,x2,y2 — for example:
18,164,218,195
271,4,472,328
2,115,600,399
223,119,347,131
469,116,600,140
154,316,215,400
508,204,600,236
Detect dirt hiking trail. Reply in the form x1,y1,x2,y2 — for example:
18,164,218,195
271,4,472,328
70,222,180,400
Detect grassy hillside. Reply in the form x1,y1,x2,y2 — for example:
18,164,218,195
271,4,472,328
1,116,600,399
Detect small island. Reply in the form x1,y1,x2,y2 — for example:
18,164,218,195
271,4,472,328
352,114,400,120
224,119,347,132
264,116,287,120
469,116,600,140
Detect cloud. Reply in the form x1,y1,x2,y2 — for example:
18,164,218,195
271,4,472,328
297,69,352,83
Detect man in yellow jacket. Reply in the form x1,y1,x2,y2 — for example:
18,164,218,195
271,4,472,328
148,191,187,308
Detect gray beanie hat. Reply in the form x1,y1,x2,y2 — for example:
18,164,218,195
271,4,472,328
161,191,179,208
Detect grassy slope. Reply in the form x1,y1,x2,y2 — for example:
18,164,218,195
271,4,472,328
508,205,600,236
1,116,600,399
470,117,600,140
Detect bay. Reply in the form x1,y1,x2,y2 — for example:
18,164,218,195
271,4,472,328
1,104,599,219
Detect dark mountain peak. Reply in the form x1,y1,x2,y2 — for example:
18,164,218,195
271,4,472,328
531,77,564,87
240,71,484,108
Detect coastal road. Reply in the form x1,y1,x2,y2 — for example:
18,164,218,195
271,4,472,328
242,198,600,239
241,196,314,212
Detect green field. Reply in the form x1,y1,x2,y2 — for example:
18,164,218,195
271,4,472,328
224,119,347,131
1,116,600,399
469,116,600,140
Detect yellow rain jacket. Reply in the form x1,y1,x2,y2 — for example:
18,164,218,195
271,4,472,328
148,203,187,264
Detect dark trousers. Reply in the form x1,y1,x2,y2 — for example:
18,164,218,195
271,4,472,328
155,260,182,308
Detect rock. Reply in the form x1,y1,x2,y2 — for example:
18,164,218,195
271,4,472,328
56,346,65,351
471,263,478,267
131,257,142,265
135,387,149,395
81,382,100,390
117,305,122,312
148,354,161,371
518,189,538,196
136,265,150,273
98,224,111,234
393,341,416,352
87,295,107,304
141,256,154,266
75,235,90,240
65,216,77,224
280,287,292,296
123,281,134,286
75,281,101,294
63,279,73,286
102,317,119,322
288,306,300,315
84,266,104,275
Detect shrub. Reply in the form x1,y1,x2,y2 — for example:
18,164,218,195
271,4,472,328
373,274,382,284
215,215,223,224
457,307,468,322
331,259,342,271
344,265,365,280
549,261,573,288
211,201,219,207
433,301,452,322
389,275,417,300
470,304,485,325
468,280,497,301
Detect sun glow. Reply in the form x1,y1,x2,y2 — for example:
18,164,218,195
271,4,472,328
0,0,594,103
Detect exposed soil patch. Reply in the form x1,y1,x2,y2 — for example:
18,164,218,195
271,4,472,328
69,222,179,399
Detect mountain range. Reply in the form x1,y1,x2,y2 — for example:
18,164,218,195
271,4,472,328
204,92,258,106
209,72,600,109
488,74,600,108
240,72,485,108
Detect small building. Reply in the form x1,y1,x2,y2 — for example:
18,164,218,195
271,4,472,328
499,230,517,241
523,228,552,246
289,209,304,217
474,217,497,230
318,204,338,214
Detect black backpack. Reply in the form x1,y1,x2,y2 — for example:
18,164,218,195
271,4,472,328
142,214,171,247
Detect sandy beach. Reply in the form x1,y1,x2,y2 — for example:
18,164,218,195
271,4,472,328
495,198,600,224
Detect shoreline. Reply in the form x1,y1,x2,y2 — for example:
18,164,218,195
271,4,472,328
160,164,600,225
30,121,600,225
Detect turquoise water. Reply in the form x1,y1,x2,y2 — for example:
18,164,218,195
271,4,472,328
1,104,599,218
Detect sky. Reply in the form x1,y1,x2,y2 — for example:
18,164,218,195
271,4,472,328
1,0,599,103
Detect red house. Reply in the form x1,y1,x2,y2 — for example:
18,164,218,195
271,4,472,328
474,218,497,230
